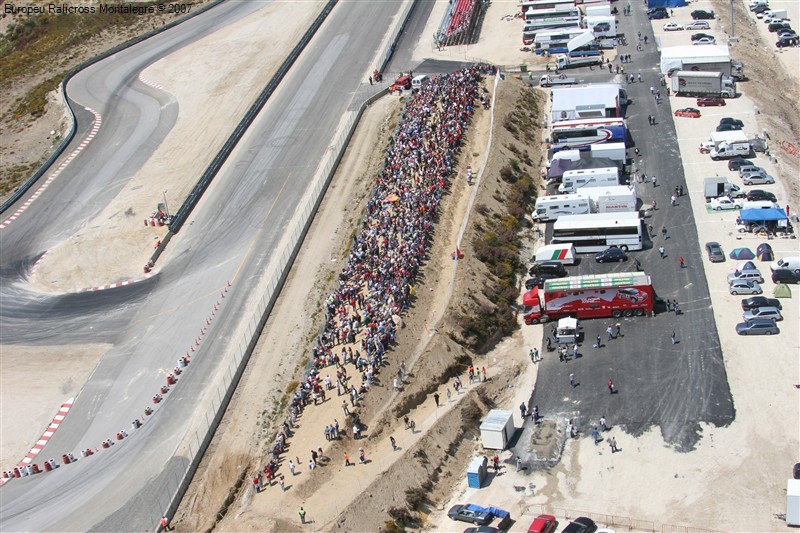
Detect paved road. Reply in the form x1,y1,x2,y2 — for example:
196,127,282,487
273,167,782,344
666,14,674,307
0,2,400,531
525,9,735,452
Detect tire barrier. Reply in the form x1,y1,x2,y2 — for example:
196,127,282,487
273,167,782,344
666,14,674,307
132,419,142,429
62,454,71,465
144,407,153,416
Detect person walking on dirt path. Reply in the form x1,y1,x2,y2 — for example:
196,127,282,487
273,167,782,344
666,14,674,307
516,456,523,471
592,427,600,445
434,392,440,407
342,401,350,416
161,516,173,531
493,454,500,471
609,437,618,453
600,416,607,431
520,402,527,418
359,447,366,463
289,460,296,476
344,452,351,466
279,475,286,491
390,435,397,451
299,507,306,524
446,387,452,402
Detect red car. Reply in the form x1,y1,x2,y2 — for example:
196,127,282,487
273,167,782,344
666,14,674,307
528,514,557,533
697,96,725,106
674,107,701,118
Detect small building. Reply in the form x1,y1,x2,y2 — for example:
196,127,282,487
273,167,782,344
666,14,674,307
551,84,627,122
787,479,800,526
466,456,488,488
479,409,515,450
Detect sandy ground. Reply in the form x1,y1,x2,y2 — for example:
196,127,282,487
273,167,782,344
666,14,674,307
0,344,110,472
3,0,800,530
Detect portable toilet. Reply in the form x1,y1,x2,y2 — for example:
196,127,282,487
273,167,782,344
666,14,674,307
467,456,488,489
788,479,800,526
479,409,515,450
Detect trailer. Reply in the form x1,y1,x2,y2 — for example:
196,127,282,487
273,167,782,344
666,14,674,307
558,166,619,193
670,71,736,98
555,54,603,70
660,45,745,80
583,184,638,213
523,272,655,324
703,177,745,199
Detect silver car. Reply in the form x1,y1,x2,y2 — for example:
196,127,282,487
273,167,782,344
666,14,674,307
729,279,762,295
741,172,775,185
738,165,764,176
727,269,764,284
735,318,780,335
742,306,783,321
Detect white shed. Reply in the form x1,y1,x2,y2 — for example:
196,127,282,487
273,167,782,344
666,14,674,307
479,409,515,450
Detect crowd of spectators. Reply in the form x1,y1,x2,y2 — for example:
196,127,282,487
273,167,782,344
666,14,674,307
266,67,490,480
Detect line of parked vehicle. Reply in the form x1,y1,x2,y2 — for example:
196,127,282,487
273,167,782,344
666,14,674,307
748,0,797,47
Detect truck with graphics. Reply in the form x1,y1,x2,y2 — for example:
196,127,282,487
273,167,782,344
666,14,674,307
522,272,655,324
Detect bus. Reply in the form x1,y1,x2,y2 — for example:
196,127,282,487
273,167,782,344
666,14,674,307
520,0,576,12
531,27,585,47
524,6,581,23
551,211,643,252
550,117,627,152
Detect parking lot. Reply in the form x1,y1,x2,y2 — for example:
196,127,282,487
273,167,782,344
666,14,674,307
526,4,740,451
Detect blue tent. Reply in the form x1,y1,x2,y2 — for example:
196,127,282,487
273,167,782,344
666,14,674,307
647,0,687,7
756,243,774,262
740,208,788,222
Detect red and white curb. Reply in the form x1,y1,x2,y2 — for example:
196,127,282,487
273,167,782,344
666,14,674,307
0,109,102,231
29,250,51,277
138,59,164,90
78,272,154,293
19,399,74,465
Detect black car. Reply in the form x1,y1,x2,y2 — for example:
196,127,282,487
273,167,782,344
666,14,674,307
746,189,778,202
777,35,799,47
691,10,715,19
728,157,752,171
716,123,743,132
561,517,598,533
772,269,800,284
752,4,770,13
768,22,791,32
595,247,628,263
529,261,568,277
648,10,669,19
719,117,744,128
741,296,782,311
705,242,725,262
691,32,715,41
525,272,563,290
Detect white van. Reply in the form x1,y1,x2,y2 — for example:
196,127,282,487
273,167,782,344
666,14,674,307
534,243,576,265
558,167,619,194
532,194,591,221
411,75,429,91
771,256,800,273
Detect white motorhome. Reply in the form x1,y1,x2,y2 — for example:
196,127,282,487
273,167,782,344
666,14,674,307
583,184,638,213
558,167,619,193
532,194,592,221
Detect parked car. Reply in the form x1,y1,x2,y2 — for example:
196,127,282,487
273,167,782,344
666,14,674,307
526,272,563,289
729,279,762,295
674,108,701,118
777,35,799,47
728,157,752,171
752,4,770,14
710,197,742,211
595,246,628,263
743,306,783,321
562,517,598,533
719,117,745,127
691,32,715,41
692,10,715,19
448,505,494,526
663,22,683,31
529,261,567,277
716,123,742,131
693,37,716,45
527,514,558,533
465,527,500,533
741,172,775,185
738,164,764,176
685,20,711,29
772,268,800,284
746,189,777,202
741,296,782,311
769,22,792,32
705,242,725,262
697,96,725,106
778,29,798,39
728,269,764,284
648,10,669,19
735,318,780,335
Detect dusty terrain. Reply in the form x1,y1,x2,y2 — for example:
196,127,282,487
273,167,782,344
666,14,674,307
2,0,799,531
